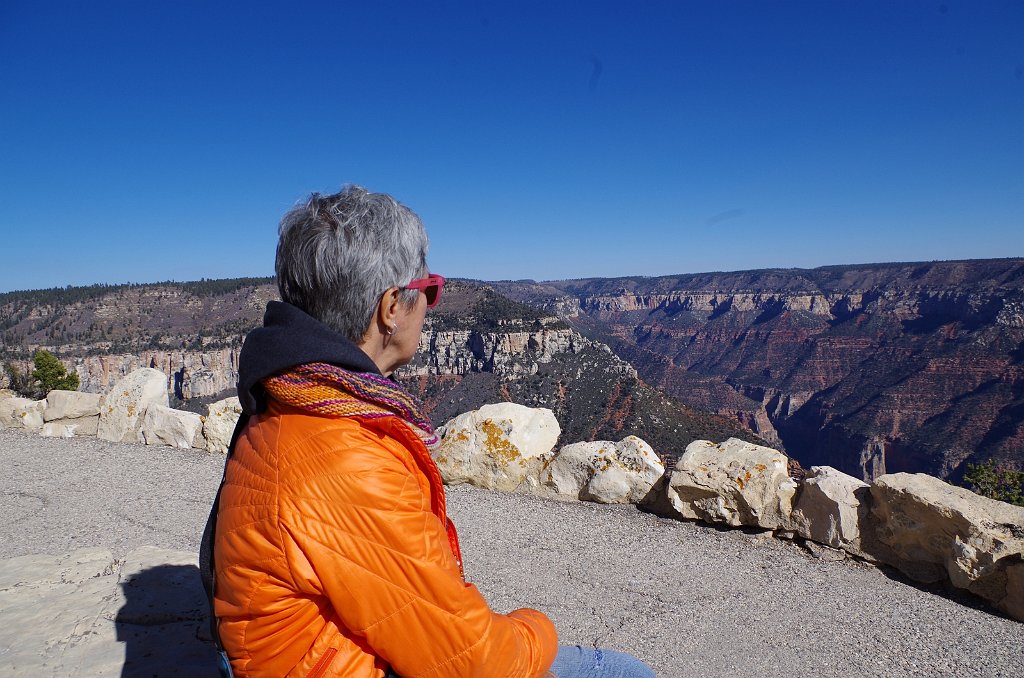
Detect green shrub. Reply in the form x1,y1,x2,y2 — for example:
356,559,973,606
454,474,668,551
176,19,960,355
963,460,1024,507
30,349,80,395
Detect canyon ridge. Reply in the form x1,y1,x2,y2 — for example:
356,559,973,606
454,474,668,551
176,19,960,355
2,258,1022,480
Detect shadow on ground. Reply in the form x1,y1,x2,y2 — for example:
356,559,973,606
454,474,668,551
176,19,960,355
115,564,218,677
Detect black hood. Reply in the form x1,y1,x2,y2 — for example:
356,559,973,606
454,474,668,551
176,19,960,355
236,301,380,415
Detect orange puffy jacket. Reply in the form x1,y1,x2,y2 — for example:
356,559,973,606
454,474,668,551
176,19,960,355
213,399,559,677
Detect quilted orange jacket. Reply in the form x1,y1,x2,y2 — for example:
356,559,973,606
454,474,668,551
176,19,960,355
213,399,559,677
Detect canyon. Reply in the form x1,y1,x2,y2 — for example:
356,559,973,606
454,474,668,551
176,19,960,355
494,258,1024,481
0,279,758,462
2,258,1021,480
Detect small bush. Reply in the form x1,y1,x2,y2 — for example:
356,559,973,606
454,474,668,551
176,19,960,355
963,460,1024,507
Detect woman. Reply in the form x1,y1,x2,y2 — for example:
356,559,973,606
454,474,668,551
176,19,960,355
207,186,654,677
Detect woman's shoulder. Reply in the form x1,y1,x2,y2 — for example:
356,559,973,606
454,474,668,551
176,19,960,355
265,408,434,517
259,401,422,481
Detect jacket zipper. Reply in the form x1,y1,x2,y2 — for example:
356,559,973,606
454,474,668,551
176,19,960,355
305,647,337,678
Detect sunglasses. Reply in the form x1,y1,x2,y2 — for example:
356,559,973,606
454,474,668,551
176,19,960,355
402,273,445,308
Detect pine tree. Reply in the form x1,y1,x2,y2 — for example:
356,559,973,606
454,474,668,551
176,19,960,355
31,349,80,395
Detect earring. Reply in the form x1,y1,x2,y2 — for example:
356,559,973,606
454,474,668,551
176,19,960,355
386,323,398,336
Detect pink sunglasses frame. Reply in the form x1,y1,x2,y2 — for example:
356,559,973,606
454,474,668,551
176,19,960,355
402,273,445,308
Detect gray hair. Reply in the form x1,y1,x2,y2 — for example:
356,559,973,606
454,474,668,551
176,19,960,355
275,185,428,343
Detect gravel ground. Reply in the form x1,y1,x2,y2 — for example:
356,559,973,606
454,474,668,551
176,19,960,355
1,428,1022,677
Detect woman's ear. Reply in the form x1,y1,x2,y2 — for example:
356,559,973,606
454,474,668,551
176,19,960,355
376,287,402,334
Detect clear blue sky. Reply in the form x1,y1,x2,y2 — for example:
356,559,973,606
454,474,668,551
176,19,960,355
1,1,1021,292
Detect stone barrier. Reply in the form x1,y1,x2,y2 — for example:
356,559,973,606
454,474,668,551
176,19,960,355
1,381,1021,621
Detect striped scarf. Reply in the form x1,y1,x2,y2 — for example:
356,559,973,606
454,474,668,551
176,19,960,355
262,362,439,450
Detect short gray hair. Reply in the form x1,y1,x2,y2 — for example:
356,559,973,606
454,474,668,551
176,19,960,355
275,185,428,343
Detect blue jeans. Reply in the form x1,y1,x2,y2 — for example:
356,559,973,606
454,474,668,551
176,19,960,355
550,645,656,678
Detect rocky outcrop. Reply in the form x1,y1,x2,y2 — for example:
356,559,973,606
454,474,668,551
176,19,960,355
43,389,102,421
203,396,242,454
97,368,170,443
0,396,45,430
40,415,99,438
540,436,664,504
664,438,797,530
38,390,104,438
401,324,623,381
791,466,870,553
3,389,1023,623
141,404,205,450
434,403,561,492
72,348,240,400
868,473,1024,620
436,404,663,504
436,406,1024,621
1,370,237,453
577,290,841,316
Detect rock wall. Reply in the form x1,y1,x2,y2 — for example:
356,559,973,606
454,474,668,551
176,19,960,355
498,260,1024,482
432,403,1024,623
0,370,241,451
399,325,612,380
3,379,1021,623
69,348,240,400
16,326,601,403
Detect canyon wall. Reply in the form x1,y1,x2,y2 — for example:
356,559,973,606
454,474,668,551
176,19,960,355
497,260,1024,481
1,280,756,463
10,260,1017,480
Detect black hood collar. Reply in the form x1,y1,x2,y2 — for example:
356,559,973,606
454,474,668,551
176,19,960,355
236,301,380,415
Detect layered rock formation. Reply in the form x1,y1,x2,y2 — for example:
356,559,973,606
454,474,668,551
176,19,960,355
1,279,758,462
0,279,267,401
8,260,1021,480
72,348,241,401
3,348,240,403
497,259,1024,481
396,282,762,462
41,389,102,438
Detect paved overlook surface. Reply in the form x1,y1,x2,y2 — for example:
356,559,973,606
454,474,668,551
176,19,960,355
0,429,1022,677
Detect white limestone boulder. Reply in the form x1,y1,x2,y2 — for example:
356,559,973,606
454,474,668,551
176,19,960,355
869,473,1024,622
97,368,169,443
0,396,46,430
39,415,100,438
141,404,205,450
791,466,870,554
0,392,14,424
0,394,20,428
203,396,242,454
434,403,561,492
666,438,797,530
541,436,664,504
43,389,102,421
